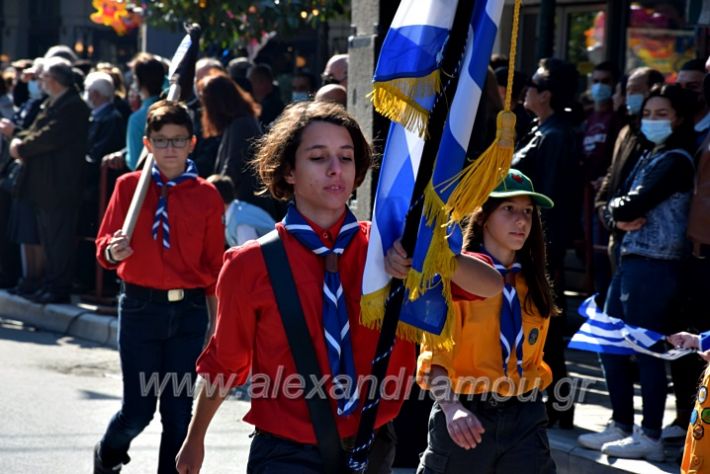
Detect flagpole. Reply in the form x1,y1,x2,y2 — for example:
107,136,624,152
121,23,201,241
347,1,476,471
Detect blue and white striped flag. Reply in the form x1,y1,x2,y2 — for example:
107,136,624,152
361,124,423,331
568,296,692,360
403,0,506,347
371,0,458,136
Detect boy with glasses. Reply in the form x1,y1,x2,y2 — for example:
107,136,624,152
93,100,225,473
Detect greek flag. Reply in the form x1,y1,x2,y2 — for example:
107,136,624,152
371,0,458,136
568,296,693,360
404,0,506,344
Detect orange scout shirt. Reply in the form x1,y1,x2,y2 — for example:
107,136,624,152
417,273,552,397
682,364,710,474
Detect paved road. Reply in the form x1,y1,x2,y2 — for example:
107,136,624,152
0,317,252,473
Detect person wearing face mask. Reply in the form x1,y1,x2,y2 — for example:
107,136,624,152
291,70,316,103
595,67,664,272
676,58,710,149
580,61,623,309
578,84,696,460
663,69,710,444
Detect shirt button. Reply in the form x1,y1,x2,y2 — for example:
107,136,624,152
322,232,329,239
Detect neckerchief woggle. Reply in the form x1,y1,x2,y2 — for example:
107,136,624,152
283,203,360,416
480,246,523,377
151,159,198,249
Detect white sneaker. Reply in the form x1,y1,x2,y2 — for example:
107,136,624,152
577,421,630,450
601,429,665,462
661,423,687,440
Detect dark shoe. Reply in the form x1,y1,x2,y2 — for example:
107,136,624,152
94,442,129,474
7,279,41,297
30,290,71,305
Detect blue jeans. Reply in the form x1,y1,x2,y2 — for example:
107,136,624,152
600,255,681,439
98,292,207,473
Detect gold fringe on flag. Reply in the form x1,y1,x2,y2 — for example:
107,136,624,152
370,71,441,137
360,285,426,343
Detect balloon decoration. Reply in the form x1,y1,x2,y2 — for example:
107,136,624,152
90,0,143,36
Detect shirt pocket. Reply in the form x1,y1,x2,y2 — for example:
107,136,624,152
175,215,206,268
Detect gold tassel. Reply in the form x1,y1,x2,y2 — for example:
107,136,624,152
370,71,441,137
446,110,516,221
360,285,427,343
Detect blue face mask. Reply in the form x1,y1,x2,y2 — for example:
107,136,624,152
626,93,644,115
641,119,673,145
28,80,43,100
590,83,612,103
291,91,309,102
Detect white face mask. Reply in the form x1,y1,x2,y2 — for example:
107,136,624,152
590,83,613,103
291,91,309,102
641,119,673,145
28,80,43,100
626,93,644,115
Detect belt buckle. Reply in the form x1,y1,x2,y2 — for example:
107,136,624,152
167,289,184,302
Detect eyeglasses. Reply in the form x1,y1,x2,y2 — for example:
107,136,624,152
150,137,190,149
321,73,345,85
527,81,548,92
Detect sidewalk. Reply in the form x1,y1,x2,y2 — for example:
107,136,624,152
0,289,683,473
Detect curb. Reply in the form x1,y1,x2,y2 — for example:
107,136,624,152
0,290,118,348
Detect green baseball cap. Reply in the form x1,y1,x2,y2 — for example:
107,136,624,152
489,169,554,208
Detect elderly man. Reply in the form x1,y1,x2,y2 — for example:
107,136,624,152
85,72,126,164
9,56,90,304
322,53,348,88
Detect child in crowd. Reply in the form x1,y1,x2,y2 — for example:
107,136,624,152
206,174,276,247
94,100,225,473
668,331,710,474
175,101,502,473
415,170,558,474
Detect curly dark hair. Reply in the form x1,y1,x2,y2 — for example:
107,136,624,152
252,101,372,201
463,198,559,318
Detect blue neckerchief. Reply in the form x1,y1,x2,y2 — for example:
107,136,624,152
481,247,523,377
150,159,198,249
283,203,360,416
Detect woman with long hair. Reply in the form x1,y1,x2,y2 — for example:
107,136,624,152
199,73,285,219
578,84,697,460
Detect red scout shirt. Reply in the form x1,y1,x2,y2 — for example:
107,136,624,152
95,171,225,295
197,216,417,444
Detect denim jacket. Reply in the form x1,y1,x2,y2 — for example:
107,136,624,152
619,148,694,260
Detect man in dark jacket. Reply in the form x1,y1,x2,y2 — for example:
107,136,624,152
9,57,90,303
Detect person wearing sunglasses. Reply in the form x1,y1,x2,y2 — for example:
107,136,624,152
512,57,580,429
93,100,225,473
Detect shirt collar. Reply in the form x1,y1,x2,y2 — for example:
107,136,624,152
300,210,347,246
91,102,110,118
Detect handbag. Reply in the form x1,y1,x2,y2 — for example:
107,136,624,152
0,157,24,197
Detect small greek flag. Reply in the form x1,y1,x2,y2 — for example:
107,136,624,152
568,296,693,361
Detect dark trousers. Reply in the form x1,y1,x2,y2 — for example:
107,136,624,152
670,255,710,426
98,292,207,473
35,206,78,295
0,190,19,285
600,255,680,438
416,398,556,473
246,422,397,474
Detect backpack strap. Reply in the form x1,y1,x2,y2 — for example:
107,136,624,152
258,229,345,474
